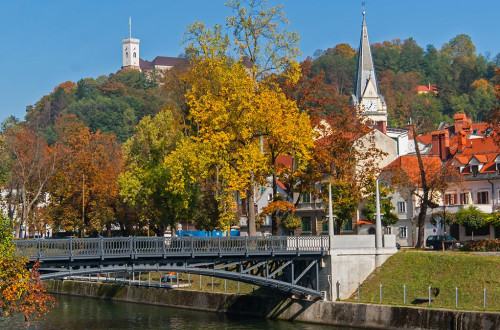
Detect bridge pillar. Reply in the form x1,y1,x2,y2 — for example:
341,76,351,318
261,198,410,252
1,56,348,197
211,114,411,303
320,235,398,301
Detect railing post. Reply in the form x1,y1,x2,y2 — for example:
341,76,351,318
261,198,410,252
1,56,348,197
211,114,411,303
70,237,73,261
130,237,133,259
99,236,103,260
218,236,221,254
37,239,41,259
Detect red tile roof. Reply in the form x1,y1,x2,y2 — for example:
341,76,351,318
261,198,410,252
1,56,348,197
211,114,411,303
276,155,293,168
417,135,432,145
384,155,442,186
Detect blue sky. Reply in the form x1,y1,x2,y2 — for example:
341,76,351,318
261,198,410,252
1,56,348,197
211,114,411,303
1,0,498,123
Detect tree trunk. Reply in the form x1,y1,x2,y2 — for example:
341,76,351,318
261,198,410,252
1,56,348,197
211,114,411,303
416,189,429,248
413,126,430,248
271,170,278,236
247,172,256,236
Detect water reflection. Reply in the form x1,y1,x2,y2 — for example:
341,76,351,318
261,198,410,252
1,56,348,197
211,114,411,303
1,294,357,329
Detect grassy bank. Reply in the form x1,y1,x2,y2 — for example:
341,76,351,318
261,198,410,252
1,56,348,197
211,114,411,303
346,250,500,312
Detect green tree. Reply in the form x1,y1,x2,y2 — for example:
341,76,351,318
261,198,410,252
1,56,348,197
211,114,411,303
454,206,488,240
119,109,201,236
362,179,398,227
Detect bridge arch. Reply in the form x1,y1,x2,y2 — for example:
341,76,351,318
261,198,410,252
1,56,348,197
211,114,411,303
16,236,328,298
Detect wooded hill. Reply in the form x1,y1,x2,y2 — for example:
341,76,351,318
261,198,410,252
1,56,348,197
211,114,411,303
18,33,499,143
309,34,499,128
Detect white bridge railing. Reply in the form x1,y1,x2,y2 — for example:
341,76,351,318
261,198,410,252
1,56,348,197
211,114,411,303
14,236,329,261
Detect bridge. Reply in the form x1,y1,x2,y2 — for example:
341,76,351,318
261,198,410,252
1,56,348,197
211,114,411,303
15,236,329,298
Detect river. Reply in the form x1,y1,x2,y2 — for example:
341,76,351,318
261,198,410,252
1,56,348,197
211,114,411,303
1,294,359,329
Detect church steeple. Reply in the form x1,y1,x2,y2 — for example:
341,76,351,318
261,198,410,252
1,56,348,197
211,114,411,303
351,3,388,126
122,17,140,70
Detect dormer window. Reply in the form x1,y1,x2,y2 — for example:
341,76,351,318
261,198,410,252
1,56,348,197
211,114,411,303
497,162,500,174
471,165,479,177
472,129,478,134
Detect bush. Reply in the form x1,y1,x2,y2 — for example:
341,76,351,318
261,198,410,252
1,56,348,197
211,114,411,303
461,238,500,252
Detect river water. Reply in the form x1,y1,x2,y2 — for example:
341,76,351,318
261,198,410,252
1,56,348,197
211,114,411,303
1,294,359,329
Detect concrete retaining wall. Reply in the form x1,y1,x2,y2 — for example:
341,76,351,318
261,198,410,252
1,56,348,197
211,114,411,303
46,280,500,330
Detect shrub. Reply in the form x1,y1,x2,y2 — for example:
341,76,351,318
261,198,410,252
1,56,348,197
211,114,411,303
461,238,500,252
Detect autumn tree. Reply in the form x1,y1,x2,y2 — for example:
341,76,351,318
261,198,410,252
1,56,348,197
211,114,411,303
0,213,55,323
47,115,123,236
282,61,386,233
182,0,308,235
2,122,60,238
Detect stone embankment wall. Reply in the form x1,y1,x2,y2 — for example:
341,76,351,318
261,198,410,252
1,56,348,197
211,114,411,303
46,280,500,330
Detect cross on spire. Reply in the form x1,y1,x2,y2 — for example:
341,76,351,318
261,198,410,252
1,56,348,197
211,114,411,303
362,1,366,18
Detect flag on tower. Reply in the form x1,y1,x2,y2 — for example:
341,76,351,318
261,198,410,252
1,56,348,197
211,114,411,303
129,17,131,39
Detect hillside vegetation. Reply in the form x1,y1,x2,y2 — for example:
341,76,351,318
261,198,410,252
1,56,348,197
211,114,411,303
347,250,500,312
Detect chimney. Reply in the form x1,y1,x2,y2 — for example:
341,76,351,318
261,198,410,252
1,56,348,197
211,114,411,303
439,130,450,160
431,132,440,156
454,113,472,134
376,121,387,134
406,124,414,140
457,131,466,151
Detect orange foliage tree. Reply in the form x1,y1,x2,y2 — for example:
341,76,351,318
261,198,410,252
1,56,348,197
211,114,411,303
0,214,55,323
2,122,61,237
47,115,123,236
281,61,386,233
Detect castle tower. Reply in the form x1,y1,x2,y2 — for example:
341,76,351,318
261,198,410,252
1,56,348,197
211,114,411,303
350,7,388,129
122,17,140,69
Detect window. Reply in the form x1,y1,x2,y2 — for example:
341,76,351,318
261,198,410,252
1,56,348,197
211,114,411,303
465,226,490,236
445,194,457,205
301,193,311,203
265,215,272,226
497,163,500,173
322,221,328,232
471,165,479,177
477,191,489,204
133,52,137,58
498,190,500,202
343,219,352,231
301,217,311,232
267,193,273,201
459,192,470,205
385,227,392,234
399,226,407,238
125,52,129,58
397,201,406,214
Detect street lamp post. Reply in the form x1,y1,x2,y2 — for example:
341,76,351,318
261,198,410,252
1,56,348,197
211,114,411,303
328,182,336,301
375,179,383,249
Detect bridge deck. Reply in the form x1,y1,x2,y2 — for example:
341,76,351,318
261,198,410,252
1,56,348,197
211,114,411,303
15,236,329,262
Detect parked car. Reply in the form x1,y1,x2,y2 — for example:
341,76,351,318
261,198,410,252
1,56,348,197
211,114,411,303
425,235,461,250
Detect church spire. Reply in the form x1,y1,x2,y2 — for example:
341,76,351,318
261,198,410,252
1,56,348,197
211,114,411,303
353,3,378,101
350,1,388,125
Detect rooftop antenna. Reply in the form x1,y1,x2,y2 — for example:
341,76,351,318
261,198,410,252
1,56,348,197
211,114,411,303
129,16,132,39
362,0,366,19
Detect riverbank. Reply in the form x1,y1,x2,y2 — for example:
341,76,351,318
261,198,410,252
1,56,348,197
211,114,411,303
46,280,500,330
